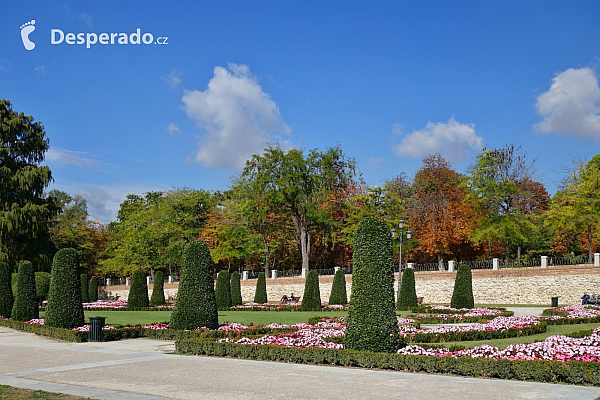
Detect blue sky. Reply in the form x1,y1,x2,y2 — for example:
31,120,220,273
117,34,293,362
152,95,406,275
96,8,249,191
2,1,600,222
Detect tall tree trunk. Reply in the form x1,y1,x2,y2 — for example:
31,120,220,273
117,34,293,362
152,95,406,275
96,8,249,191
437,253,444,271
517,246,521,265
293,211,310,272
504,239,510,268
261,233,270,277
589,224,593,264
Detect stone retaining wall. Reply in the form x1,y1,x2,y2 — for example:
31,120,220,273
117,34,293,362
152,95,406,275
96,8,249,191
99,265,600,305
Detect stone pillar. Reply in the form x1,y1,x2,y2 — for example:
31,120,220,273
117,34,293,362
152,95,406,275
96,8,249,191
334,266,340,273
448,260,455,272
493,258,499,270
168,275,173,284
146,276,151,286
407,263,414,269
541,256,548,268
242,271,248,280
126,277,131,286
595,253,600,267
106,278,111,286
271,270,277,279
301,268,308,278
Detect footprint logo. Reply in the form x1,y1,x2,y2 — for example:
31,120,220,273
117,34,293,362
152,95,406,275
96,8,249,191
20,20,36,50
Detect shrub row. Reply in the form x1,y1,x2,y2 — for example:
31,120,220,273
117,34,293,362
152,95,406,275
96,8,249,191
413,312,514,324
174,339,600,386
544,315,600,326
409,322,547,343
409,306,509,315
542,309,569,317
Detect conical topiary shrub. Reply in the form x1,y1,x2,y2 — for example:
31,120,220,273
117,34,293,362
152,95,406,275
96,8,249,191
253,272,267,303
150,271,166,307
215,270,232,310
345,217,401,353
11,261,39,321
450,264,474,309
170,240,218,330
88,276,98,302
127,269,149,310
230,271,242,306
301,270,321,311
35,271,51,305
328,269,347,305
396,267,418,310
45,249,85,328
80,273,89,303
0,261,14,318
11,272,18,297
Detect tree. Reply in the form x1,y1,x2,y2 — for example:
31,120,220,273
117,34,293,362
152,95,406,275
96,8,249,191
0,100,56,268
408,155,477,270
11,261,39,321
150,270,166,307
45,249,85,328
0,261,13,318
450,265,474,309
127,269,149,310
35,271,51,305
345,217,401,353
170,240,218,330
253,272,267,303
328,269,347,305
397,267,418,310
301,270,321,311
88,276,98,302
230,271,242,306
239,145,355,272
215,270,232,310
80,273,89,303
468,144,538,267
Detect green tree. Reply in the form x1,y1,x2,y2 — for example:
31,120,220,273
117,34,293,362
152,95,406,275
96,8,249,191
396,267,418,310
88,276,98,302
11,261,39,321
468,144,538,266
230,271,242,306
215,270,232,310
328,269,347,305
170,240,218,330
301,270,321,311
450,265,475,309
239,145,355,272
345,217,401,353
0,261,13,318
35,271,51,305
45,248,85,328
127,269,149,310
150,270,166,307
253,272,268,303
80,273,89,303
0,100,56,268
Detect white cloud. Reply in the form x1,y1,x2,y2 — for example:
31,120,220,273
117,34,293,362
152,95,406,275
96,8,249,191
34,66,47,75
166,123,181,135
366,156,386,171
394,117,483,162
46,147,110,170
182,63,291,169
535,67,600,138
78,11,93,29
161,70,182,89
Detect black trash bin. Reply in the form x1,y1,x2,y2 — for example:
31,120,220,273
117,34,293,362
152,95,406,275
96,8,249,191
89,316,106,342
551,297,559,308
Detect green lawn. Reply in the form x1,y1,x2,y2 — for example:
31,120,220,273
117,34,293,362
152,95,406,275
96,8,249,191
0,385,88,400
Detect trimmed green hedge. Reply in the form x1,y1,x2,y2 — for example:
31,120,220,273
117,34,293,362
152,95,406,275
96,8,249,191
80,274,89,303
0,261,13,318
301,270,321,311
35,271,51,305
88,276,99,302
328,269,347,305
409,322,547,343
215,270,232,311
174,339,600,386
150,271,166,307
450,264,474,309
11,272,18,297
253,272,267,303
345,217,401,353
11,261,39,321
397,267,418,310
127,269,150,310
45,249,85,328
170,240,218,330
230,271,242,306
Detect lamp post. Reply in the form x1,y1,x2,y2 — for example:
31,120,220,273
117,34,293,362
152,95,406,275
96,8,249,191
391,220,412,301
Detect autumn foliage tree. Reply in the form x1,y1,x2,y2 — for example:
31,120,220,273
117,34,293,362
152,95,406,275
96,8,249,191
408,154,476,270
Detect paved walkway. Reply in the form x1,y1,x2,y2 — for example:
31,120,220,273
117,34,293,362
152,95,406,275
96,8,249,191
2,323,600,400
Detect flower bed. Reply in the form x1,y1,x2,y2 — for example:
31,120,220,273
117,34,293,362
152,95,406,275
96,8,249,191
229,302,348,311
